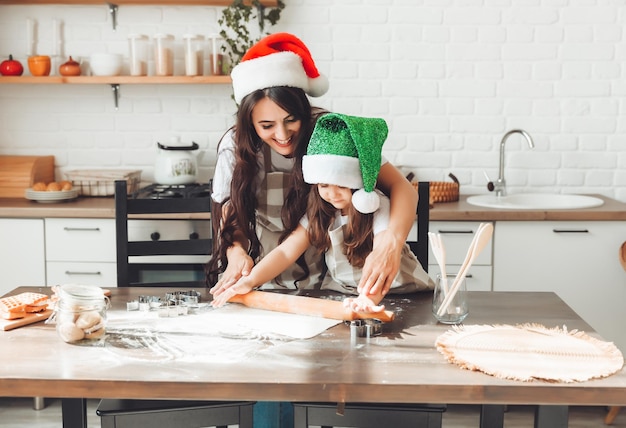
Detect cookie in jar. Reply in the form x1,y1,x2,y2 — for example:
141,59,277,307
52,284,108,346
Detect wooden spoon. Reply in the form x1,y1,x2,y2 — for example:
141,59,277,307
620,241,626,272
428,232,449,293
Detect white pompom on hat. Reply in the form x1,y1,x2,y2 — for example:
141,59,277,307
303,113,388,214
231,32,329,103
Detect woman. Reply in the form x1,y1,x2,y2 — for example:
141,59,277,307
208,33,417,298
210,113,434,311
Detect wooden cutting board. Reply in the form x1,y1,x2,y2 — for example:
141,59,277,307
0,155,55,198
0,309,53,331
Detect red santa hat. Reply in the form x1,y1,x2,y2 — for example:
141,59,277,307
231,32,329,103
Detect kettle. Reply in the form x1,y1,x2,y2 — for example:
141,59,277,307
154,137,201,185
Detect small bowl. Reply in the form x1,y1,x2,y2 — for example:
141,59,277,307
28,55,51,76
90,53,123,76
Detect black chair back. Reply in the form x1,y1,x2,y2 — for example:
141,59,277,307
408,181,430,271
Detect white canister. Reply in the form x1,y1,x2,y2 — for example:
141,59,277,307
183,34,204,76
154,137,201,185
128,33,149,76
154,33,175,76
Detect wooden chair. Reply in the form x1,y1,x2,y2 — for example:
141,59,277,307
408,181,430,271
96,180,254,428
293,181,447,428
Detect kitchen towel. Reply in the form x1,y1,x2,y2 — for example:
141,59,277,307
436,323,624,382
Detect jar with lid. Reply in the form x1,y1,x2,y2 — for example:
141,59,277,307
154,33,175,76
53,284,108,346
183,34,204,76
208,33,225,76
128,33,149,76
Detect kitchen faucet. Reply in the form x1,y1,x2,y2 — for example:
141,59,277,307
492,129,535,197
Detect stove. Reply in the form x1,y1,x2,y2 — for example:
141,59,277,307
132,182,212,200
126,181,213,285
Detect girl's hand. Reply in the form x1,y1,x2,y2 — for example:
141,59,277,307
211,276,255,308
343,295,385,314
358,230,402,297
210,245,253,297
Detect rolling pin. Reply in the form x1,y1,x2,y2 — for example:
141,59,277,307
229,291,395,323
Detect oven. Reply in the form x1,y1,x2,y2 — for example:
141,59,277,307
127,183,212,285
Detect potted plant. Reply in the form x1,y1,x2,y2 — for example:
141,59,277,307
218,0,286,72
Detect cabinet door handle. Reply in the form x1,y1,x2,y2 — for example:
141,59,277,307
65,271,102,276
437,230,474,234
63,227,101,232
552,229,589,233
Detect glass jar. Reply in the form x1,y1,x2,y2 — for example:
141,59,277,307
154,33,175,76
208,33,225,76
54,284,108,346
183,34,204,76
128,33,149,76
432,273,468,324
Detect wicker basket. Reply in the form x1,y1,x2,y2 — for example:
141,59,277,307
64,169,142,196
411,173,460,203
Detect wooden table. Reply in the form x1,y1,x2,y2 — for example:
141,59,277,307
1,287,625,428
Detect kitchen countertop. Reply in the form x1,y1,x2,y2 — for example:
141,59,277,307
0,194,625,221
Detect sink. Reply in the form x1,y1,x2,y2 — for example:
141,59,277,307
466,193,604,210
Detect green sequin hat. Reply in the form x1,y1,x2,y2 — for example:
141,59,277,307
303,113,388,213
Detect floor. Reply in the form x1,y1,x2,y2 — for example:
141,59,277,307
0,397,624,427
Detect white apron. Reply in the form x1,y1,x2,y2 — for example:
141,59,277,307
321,222,434,295
255,147,324,290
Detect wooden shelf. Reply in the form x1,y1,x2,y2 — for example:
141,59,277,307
0,75,232,84
0,1,277,5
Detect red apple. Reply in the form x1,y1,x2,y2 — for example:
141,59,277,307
0,55,24,76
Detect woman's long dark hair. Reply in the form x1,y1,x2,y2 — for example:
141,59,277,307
207,87,327,286
306,186,374,269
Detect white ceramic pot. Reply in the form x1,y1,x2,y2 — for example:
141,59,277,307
154,140,200,185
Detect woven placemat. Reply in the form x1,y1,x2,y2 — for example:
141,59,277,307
436,323,624,383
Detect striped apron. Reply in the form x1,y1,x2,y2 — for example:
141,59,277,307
255,146,324,290
321,220,435,295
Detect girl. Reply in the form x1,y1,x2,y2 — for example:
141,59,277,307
211,113,434,312
208,33,419,300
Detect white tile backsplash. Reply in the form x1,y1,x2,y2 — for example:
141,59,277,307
1,1,625,202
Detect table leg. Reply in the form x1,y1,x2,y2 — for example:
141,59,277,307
534,405,568,428
480,404,504,428
61,398,87,428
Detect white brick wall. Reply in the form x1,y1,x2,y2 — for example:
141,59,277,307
1,0,625,202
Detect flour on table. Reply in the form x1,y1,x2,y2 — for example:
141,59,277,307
104,303,340,362
107,303,340,340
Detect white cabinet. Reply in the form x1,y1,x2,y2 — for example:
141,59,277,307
427,221,493,291
44,218,117,287
0,218,46,295
493,221,626,351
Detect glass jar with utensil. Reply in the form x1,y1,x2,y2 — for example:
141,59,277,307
432,273,468,324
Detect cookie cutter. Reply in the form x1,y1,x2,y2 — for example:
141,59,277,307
345,319,383,338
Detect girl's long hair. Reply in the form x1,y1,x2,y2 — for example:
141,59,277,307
207,87,327,286
306,186,374,269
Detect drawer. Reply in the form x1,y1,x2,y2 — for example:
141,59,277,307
427,221,493,266
427,264,492,291
46,262,117,287
45,218,116,262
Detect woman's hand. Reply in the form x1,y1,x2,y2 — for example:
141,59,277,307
210,245,254,297
357,230,402,297
211,276,255,308
343,295,385,314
